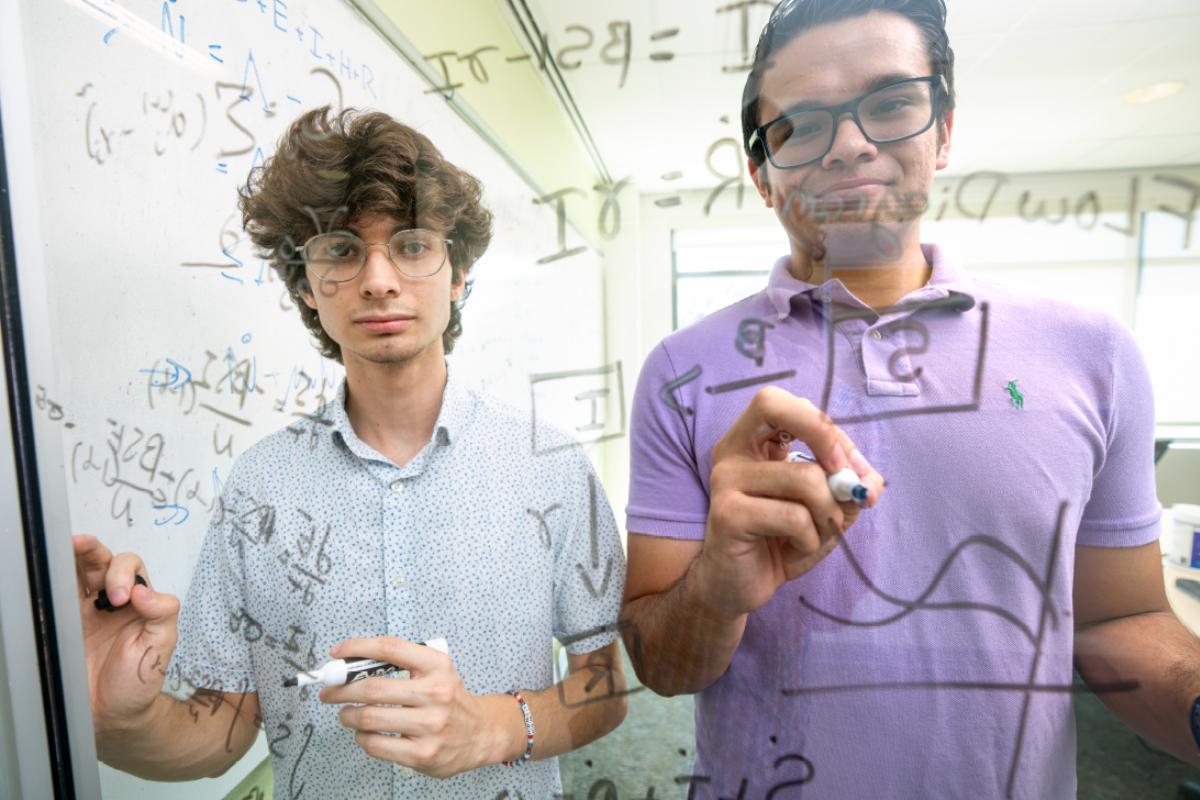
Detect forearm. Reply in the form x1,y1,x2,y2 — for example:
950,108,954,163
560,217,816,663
1075,609,1200,765
623,555,747,696
97,690,258,780
478,648,628,765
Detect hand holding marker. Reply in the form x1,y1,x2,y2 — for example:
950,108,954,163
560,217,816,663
787,449,869,505
94,574,148,611
284,638,450,687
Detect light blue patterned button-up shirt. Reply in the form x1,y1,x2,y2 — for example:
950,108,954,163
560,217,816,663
168,367,625,799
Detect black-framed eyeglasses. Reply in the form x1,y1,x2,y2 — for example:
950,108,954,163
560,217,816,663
302,228,453,282
750,75,947,169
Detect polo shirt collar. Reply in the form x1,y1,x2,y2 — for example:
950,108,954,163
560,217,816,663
329,364,470,463
764,242,976,320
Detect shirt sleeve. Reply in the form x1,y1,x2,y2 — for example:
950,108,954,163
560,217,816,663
167,477,256,693
1076,318,1163,547
625,342,710,540
551,453,626,655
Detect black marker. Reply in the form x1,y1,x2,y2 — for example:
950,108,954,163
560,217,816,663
283,638,449,687
95,574,147,612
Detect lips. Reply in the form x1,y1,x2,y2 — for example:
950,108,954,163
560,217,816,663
355,314,415,334
818,179,887,196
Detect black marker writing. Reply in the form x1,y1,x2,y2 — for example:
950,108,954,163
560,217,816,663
599,21,632,89
288,722,314,799
534,188,589,264
279,507,334,606
269,714,293,758
575,388,610,433
884,319,929,383
527,504,561,550
716,0,777,73
557,25,593,70
423,50,464,99
735,319,773,366
936,170,1197,249
705,370,796,395
595,177,633,240
34,385,76,429
229,607,264,643
704,137,747,216
1154,173,1199,249
576,473,614,599
529,363,626,454
427,17,681,93
659,365,702,416
556,620,646,709
819,300,989,424
223,677,253,753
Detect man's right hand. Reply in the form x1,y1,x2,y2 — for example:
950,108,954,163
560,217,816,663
697,386,885,618
73,535,180,735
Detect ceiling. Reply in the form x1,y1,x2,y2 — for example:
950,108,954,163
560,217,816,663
515,0,1200,192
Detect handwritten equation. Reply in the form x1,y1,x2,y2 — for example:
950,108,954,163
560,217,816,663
423,0,776,98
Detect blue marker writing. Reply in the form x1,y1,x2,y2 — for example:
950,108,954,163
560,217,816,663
787,450,869,505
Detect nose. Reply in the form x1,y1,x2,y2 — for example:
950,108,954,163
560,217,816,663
357,243,402,298
821,113,877,169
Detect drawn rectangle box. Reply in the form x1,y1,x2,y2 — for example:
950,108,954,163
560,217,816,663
529,363,626,455
820,300,990,424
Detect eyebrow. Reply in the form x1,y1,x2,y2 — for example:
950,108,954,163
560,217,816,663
779,72,923,114
342,222,410,237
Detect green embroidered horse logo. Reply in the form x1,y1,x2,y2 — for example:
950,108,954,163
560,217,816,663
1005,379,1025,410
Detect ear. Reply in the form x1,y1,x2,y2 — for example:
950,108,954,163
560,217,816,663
450,268,466,303
300,283,318,311
935,109,954,171
749,158,773,208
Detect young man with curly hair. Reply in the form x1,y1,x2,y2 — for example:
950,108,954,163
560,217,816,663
74,106,626,798
622,1,1198,797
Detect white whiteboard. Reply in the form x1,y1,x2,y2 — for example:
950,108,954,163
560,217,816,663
4,0,606,796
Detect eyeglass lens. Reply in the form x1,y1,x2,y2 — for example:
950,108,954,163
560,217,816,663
304,229,448,281
765,80,935,167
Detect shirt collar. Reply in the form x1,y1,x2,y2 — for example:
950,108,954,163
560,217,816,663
764,242,976,320
328,364,473,461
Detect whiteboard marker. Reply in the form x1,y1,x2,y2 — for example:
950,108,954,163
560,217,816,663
787,450,869,505
283,638,450,688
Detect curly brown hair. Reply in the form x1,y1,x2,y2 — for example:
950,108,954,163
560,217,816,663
239,106,493,361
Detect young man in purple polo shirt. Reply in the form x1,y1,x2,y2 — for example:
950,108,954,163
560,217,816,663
621,1,1199,797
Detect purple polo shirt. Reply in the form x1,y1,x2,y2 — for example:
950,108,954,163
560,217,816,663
626,244,1161,799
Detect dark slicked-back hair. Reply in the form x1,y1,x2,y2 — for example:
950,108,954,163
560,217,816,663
742,0,956,165
240,106,493,361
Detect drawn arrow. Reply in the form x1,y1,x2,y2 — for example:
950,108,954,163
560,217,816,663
659,364,702,416
577,557,615,599
577,473,613,597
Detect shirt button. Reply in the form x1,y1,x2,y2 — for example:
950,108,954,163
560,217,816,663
871,330,883,341
390,479,404,491
392,575,405,588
